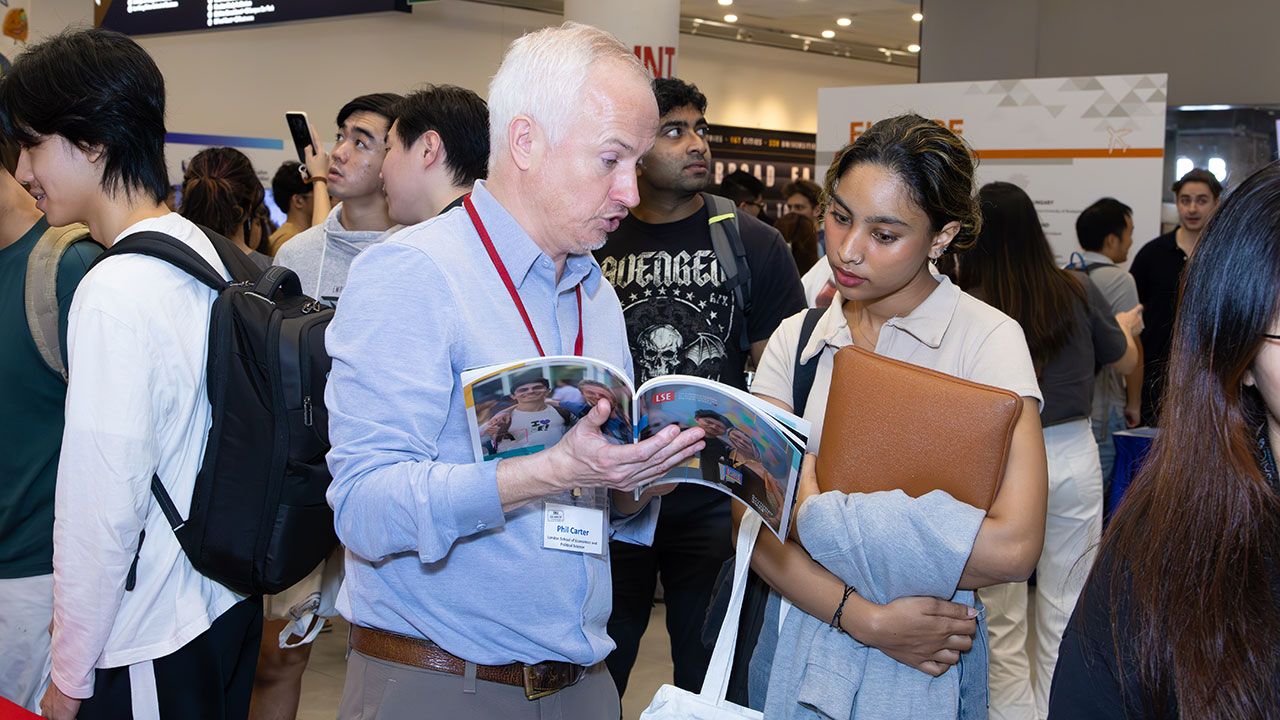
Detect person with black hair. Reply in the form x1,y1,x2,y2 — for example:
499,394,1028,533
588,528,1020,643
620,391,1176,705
273,92,402,306
719,169,769,222
480,372,573,456
1074,197,1143,486
180,146,271,270
783,177,825,256
381,85,490,226
595,76,804,699
745,115,1047,718
692,408,734,484
0,128,101,715
0,28,260,719
266,160,315,255
252,90,402,720
1130,167,1223,424
1049,160,1280,720
955,182,1140,720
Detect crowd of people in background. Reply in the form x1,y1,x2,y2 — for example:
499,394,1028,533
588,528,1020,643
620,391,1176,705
0,18,1275,720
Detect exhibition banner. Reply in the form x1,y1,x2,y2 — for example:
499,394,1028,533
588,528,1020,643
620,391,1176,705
708,125,817,220
817,74,1168,263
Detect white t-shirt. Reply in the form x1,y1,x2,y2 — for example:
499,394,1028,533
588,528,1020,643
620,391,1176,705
752,275,1043,451
496,405,568,453
53,213,243,698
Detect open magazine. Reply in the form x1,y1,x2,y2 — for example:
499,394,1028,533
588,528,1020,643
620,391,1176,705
461,355,810,539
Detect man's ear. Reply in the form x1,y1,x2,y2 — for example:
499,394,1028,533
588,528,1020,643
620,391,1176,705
421,130,452,175
506,116,538,172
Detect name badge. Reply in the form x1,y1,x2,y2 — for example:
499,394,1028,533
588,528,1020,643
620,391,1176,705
543,502,605,555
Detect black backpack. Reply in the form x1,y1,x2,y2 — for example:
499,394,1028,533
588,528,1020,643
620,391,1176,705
91,229,336,595
703,192,754,352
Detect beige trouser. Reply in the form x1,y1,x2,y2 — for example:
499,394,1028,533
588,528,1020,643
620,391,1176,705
337,649,620,720
979,419,1104,720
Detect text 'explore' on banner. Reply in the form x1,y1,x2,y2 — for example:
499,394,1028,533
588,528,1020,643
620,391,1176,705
818,74,1168,265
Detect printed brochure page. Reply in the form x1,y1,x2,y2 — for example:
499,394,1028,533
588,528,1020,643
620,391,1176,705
461,357,810,539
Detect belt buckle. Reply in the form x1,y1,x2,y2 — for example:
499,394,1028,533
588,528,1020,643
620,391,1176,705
522,664,561,701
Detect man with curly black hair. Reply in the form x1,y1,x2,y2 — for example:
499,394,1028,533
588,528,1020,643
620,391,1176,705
594,76,804,699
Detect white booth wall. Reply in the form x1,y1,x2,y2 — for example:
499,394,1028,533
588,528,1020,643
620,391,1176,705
33,0,912,143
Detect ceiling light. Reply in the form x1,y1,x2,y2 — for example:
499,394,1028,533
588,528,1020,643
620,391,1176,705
692,17,703,23
718,0,733,5
836,17,852,27
907,43,921,53
912,12,924,22
789,33,801,39
723,13,737,22
821,29,835,39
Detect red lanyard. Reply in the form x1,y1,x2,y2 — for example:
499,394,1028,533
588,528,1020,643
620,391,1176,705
464,195,583,357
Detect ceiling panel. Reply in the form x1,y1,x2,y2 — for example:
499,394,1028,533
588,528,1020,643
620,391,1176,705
683,0,921,52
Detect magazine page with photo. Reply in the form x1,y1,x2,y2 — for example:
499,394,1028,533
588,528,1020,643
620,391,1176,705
633,375,807,538
460,357,808,539
461,356,635,462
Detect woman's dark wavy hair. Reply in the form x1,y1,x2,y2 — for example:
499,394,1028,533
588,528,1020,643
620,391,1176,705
0,28,169,202
957,181,1085,373
181,147,264,243
1095,160,1280,718
823,113,982,252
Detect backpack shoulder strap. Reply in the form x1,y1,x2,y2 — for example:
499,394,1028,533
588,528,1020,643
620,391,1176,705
196,224,261,283
1082,262,1110,274
703,192,753,351
791,307,826,417
25,223,94,381
91,230,232,291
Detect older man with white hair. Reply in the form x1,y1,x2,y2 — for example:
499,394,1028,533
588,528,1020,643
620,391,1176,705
324,22,705,719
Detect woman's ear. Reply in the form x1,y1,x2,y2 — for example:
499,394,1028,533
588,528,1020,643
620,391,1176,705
929,220,962,259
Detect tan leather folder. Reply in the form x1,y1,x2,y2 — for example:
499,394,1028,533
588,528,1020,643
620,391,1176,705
816,345,1024,510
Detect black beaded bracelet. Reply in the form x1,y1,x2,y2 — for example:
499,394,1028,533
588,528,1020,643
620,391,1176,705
831,584,857,632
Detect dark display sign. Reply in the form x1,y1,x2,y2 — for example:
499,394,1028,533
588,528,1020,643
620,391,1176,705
707,125,817,218
96,0,409,36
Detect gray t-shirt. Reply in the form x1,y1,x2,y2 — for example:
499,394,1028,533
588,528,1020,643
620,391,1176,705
1077,251,1140,417
1039,271,1128,427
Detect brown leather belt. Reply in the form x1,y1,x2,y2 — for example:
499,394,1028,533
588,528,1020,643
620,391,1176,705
349,625,586,701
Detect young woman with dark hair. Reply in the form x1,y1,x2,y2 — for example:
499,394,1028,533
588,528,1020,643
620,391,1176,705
741,115,1050,718
952,181,1141,719
1049,161,1280,719
180,146,271,270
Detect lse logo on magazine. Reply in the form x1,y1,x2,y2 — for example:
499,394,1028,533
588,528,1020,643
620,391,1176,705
651,391,676,404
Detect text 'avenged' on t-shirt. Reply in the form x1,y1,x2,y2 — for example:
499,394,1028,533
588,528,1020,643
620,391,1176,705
595,203,805,391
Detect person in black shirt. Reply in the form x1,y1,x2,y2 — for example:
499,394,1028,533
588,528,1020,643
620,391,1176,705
1129,168,1221,425
693,409,733,484
596,77,805,698
1049,162,1280,720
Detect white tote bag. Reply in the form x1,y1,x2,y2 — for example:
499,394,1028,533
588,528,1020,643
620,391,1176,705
640,511,765,719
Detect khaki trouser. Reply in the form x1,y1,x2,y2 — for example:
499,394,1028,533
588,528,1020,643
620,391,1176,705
337,649,620,720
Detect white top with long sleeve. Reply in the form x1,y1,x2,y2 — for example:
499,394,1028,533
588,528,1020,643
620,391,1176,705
52,213,243,698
